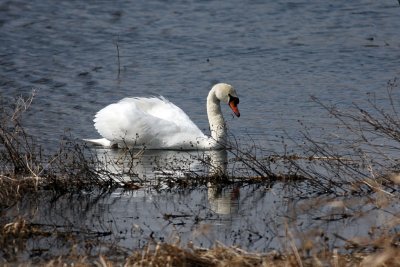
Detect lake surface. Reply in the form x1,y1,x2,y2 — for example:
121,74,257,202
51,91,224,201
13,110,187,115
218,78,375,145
1,0,399,149
1,0,400,260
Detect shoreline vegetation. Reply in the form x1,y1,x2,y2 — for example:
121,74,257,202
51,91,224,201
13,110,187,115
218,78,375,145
1,79,400,266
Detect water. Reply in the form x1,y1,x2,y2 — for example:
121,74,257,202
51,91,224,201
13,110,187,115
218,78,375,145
1,0,400,259
1,0,399,148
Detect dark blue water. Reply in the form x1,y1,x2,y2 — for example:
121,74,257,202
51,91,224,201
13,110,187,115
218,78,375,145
1,0,399,149
1,0,400,257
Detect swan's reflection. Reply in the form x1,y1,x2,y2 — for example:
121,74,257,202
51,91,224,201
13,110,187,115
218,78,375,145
208,184,240,215
92,148,239,214
206,149,240,215
93,148,225,180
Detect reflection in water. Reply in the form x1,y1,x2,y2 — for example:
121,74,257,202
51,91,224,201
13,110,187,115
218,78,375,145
93,148,227,180
208,185,239,215
4,159,398,257
93,148,239,215
207,149,239,215
208,149,228,176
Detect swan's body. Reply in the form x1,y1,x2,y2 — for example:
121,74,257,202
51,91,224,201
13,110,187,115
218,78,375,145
84,83,240,150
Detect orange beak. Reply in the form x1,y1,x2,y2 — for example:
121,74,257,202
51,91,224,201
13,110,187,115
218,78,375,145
229,100,240,117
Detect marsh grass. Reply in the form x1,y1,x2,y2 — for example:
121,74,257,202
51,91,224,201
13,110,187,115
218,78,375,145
2,237,399,266
277,79,400,198
0,90,38,176
124,241,400,267
0,92,122,202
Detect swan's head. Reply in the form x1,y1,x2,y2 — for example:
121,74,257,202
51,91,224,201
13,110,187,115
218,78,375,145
213,83,240,117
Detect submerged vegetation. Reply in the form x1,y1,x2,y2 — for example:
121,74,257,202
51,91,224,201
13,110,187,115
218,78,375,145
1,79,400,266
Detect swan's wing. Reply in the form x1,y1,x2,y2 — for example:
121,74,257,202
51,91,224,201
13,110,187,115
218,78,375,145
94,97,207,148
126,97,202,131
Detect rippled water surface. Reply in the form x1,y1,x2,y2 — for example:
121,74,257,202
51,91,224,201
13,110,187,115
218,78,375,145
1,0,399,148
1,0,400,259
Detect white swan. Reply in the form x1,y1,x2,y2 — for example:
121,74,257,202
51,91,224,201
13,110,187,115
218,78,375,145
84,83,240,150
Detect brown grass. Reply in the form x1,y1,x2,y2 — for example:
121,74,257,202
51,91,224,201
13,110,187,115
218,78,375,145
1,217,399,266
125,242,400,267
1,239,399,266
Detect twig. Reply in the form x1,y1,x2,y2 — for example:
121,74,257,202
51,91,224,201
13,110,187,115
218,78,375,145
115,38,121,78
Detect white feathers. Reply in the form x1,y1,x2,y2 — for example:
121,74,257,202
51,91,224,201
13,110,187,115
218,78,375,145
92,97,212,149
84,83,239,150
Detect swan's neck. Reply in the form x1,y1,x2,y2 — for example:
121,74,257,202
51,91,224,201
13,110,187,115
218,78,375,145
207,88,226,144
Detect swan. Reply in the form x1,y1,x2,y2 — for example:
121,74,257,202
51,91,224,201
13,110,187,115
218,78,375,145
84,83,240,150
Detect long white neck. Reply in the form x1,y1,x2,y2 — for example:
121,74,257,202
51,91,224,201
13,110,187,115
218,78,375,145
207,88,226,144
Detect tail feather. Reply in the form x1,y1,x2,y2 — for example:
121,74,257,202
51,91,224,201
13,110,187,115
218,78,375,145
83,138,114,147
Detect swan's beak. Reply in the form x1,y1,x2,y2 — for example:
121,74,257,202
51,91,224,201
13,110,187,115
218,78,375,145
229,98,240,117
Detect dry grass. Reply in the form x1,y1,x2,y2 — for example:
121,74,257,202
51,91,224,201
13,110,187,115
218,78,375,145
0,92,122,209
1,238,399,266
125,242,400,267
0,176,39,210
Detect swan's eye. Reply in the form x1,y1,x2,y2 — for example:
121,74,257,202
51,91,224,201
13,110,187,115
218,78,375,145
229,94,239,105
